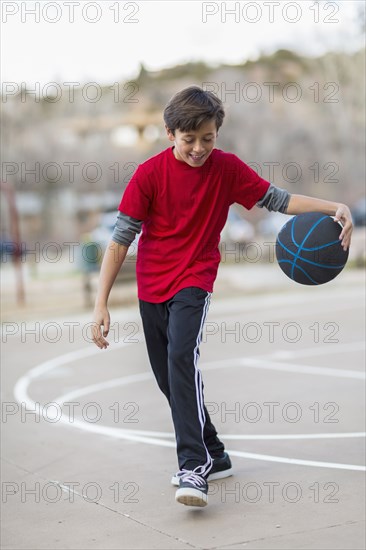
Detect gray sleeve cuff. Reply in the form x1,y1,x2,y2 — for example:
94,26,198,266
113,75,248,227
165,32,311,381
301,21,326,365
111,211,143,247
256,184,291,213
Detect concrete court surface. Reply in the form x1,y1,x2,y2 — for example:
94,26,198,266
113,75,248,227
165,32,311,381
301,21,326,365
1,265,365,550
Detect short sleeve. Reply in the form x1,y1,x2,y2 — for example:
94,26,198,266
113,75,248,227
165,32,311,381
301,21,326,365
118,164,153,220
230,155,270,210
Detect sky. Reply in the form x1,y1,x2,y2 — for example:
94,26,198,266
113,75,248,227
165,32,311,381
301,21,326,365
1,0,365,87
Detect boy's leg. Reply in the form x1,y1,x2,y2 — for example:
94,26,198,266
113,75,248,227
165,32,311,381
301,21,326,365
138,299,170,401
139,292,225,461
203,413,225,458
167,287,217,475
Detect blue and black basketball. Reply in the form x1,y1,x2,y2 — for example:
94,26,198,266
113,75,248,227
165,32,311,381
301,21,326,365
275,212,349,285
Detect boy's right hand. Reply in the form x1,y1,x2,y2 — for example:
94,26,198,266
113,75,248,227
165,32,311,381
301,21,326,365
91,306,110,349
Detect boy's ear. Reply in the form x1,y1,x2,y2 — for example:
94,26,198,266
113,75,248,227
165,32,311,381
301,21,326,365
165,125,175,141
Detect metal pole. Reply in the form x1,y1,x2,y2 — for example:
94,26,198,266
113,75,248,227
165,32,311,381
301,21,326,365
0,181,25,306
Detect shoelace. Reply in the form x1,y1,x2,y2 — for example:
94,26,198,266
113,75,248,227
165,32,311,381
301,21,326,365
177,469,206,488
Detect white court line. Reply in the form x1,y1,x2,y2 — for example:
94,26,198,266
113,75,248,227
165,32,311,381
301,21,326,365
198,358,365,380
13,340,366,472
199,341,365,379
221,432,366,441
239,358,365,379
12,393,366,472
208,287,364,318
226,450,365,471
53,372,154,403
37,423,364,442
13,341,133,400
270,341,365,360
52,342,365,404
52,377,366,442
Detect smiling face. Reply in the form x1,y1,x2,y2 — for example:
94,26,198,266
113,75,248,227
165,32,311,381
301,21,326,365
166,119,218,168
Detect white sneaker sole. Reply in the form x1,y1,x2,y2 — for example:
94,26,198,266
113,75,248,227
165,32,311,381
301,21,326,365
171,467,233,487
175,488,208,507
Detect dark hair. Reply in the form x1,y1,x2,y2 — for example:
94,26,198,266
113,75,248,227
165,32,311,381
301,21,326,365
163,86,225,135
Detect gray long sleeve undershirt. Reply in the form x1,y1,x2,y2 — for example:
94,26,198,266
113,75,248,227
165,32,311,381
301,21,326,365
256,184,291,212
111,184,291,247
111,212,143,247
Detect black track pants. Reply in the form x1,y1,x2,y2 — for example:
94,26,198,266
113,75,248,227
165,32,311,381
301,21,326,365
139,287,225,475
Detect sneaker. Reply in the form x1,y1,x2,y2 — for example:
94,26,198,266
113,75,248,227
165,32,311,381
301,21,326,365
171,452,233,486
175,470,208,507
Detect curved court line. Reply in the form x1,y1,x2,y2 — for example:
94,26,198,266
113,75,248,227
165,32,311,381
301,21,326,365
20,341,365,412
53,372,154,403
13,342,366,472
12,392,366,472
13,340,132,400
49,341,365,404
51,378,366,442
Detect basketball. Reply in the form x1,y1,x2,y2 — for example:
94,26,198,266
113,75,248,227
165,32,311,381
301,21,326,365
275,212,349,285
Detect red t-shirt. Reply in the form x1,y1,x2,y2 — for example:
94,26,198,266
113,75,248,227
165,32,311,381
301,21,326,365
118,147,270,302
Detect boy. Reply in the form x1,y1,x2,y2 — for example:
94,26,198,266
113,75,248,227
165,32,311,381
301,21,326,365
91,86,353,507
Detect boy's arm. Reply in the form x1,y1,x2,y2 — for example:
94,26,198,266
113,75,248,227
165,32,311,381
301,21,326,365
286,194,353,251
92,212,143,349
92,241,129,349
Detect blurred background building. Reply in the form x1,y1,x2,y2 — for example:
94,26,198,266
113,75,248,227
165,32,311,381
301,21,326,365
2,49,365,239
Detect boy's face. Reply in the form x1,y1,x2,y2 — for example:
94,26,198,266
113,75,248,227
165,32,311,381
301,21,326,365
166,119,218,168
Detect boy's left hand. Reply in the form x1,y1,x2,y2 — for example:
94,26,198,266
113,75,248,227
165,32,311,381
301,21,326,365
334,204,353,251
